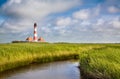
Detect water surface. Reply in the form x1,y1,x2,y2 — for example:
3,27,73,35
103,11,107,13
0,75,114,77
0,61,80,79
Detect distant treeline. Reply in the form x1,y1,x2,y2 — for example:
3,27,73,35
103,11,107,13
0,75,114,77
12,41,27,43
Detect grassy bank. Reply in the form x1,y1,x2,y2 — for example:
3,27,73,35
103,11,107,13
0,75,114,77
0,43,89,72
79,44,120,79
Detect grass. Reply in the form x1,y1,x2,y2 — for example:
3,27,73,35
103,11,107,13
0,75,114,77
0,43,120,79
0,43,82,72
79,44,120,79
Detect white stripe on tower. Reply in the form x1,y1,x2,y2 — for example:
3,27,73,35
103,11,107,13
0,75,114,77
33,23,38,42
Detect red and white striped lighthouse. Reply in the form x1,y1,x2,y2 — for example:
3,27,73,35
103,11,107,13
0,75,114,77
33,23,38,42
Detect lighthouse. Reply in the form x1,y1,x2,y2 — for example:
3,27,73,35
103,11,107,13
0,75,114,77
33,23,38,42
25,23,45,42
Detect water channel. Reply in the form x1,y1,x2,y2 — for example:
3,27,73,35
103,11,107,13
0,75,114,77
0,60,81,79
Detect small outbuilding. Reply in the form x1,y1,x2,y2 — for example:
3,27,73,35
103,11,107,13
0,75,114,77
26,37,33,42
38,37,45,42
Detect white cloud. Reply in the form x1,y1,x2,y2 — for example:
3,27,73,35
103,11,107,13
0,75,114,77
112,18,120,29
96,18,105,26
92,16,120,32
81,21,91,26
55,5,101,32
56,17,72,26
73,9,90,20
2,0,80,20
73,5,100,20
0,0,81,34
41,27,51,33
108,6,120,13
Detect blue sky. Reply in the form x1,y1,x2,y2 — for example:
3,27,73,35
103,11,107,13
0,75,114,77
0,0,120,43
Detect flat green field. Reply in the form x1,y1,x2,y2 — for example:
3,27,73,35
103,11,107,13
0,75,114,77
0,43,120,79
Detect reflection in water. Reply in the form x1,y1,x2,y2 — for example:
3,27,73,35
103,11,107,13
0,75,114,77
0,61,80,79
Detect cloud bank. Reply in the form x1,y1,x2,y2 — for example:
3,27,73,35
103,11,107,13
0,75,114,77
0,0,120,43
0,0,80,33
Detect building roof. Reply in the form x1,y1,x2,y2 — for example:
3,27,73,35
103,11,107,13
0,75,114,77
38,37,45,42
26,37,33,41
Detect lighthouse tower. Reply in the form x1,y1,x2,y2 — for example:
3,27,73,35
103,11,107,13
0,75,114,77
33,23,38,42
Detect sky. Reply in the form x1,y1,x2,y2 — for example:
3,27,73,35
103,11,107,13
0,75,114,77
0,0,120,43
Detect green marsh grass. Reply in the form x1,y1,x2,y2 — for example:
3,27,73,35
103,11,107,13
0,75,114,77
0,43,85,72
79,44,120,79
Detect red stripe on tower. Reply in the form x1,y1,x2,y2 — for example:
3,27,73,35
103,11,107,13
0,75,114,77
33,23,38,42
